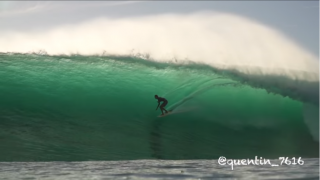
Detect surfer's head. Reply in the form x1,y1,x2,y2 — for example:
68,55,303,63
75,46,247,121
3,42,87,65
155,95,158,99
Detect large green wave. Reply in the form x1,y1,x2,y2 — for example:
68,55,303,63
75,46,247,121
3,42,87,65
0,53,318,161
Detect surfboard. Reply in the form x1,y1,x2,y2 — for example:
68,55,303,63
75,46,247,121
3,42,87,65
158,111,173,117
157,107,197,117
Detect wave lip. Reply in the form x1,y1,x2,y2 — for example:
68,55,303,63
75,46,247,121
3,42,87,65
0,12,318,80
1,12,318,107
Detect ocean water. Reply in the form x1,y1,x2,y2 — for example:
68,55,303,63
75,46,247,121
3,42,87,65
0,159,319,180
0,53,318,179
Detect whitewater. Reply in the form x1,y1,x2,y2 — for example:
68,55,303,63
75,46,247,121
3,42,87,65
0,12,319,179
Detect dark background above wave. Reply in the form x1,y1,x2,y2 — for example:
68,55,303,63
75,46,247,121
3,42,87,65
0,54,318,161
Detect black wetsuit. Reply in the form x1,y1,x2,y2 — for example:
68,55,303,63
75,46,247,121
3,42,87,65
158,97,168,107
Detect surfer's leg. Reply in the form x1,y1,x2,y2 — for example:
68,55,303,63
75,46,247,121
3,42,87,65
160,107,167,114
160,102,168,113
163,107,168,113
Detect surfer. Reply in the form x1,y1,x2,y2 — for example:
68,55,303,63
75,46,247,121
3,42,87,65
155,95,169,115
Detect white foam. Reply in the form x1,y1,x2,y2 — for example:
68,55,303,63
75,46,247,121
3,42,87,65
0,12,318,81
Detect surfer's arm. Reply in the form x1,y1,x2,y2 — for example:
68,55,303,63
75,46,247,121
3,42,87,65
156,102,160,110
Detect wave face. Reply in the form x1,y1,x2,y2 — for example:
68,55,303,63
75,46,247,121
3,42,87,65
0,53,318,161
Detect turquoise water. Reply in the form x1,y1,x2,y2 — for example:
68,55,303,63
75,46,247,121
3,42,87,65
0,53,318,161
